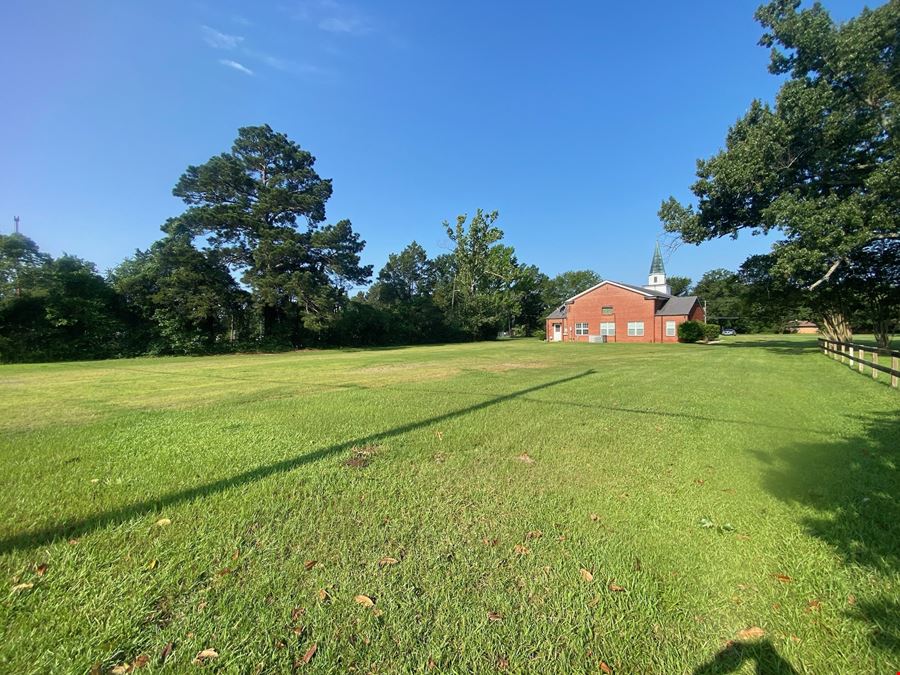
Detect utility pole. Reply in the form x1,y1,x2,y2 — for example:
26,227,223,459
13,216,20,234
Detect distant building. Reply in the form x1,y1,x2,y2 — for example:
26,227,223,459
789,320,819,334
546,244,704,343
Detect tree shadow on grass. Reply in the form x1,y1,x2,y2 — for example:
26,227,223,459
693,640,798,674
718,338,819,356
0,370,594,556
752,411,900,654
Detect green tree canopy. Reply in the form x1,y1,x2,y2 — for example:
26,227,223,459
660,0,899,339
667,275,692,297
172,125,371,344
542,270,603,310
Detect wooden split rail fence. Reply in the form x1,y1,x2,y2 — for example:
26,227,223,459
818,338,899,389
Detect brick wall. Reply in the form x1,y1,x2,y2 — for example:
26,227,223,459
545,282,703,343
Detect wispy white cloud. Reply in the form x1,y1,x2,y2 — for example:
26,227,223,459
318,15,371,35
202,25,244,49
219,59,254,75
289,0,373,36
242,48,325,77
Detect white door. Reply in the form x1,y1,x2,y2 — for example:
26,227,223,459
553,324,562,341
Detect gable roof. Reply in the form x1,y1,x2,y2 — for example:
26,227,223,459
563,279,670,303
656,295,700,316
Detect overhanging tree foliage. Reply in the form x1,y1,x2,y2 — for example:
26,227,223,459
660,0,899,342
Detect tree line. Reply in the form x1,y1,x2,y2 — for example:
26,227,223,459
0,126,612,362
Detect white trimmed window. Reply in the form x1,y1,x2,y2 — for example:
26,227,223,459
665,320,676,337
600,322,615,336
627,321,644,336
575,322,589,336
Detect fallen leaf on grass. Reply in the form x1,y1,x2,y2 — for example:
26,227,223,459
291,607,305,621
354,594,375,608
497,657,509,670
806,599,822,612
488,611,503,622
110,665,129,675
847,594,857,606
590,514,600,522
317,589,331,603
608,583,626,592
773,573,792,584
525,530,542,540
34,563,48,576
146,559,158,571
304,560,317,571
580,568,594,582
160,642,174,664
516,453,535,464
427,657,437,670
513,544,530,556
10,582,33,592
482,538,499,547
378,556,399,567
193,648,219,663
299,643,317,665
736,626,765,640
155,518,172,527
133,654,150,669
600,661,613,674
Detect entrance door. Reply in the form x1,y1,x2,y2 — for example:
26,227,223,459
553,323,562,341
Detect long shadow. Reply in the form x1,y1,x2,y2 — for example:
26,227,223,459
718,338,819,356
693,640,798,674
0,370,594,556
754,410,900,655
387,386,829,436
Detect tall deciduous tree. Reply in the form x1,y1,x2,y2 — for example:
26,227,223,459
660,0,899,340
437,209,521,339
172,125,371,345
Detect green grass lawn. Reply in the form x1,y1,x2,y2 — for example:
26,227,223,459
1,336,897,673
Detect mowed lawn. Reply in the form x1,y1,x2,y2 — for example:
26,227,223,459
0,337,897,674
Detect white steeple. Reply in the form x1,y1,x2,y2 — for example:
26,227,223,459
645,242,671,294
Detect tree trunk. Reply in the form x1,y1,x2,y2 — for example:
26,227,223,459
820,310,852,342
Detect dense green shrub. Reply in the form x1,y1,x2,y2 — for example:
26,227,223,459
677,320,705,343
703,323,721,342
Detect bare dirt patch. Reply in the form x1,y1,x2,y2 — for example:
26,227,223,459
345,444,380,469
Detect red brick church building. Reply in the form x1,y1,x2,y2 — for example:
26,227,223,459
545,244,704,343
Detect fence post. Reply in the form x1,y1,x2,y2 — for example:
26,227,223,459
848,346,854,369
858,349,865,373
893,356,898,389
872,352,878,380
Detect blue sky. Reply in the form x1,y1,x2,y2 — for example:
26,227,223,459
0,0,877,289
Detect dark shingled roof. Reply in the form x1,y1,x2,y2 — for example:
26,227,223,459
546,305,567,319
656,295,700,316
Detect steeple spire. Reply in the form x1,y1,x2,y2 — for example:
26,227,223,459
645,242,671,294
649,241,665,276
